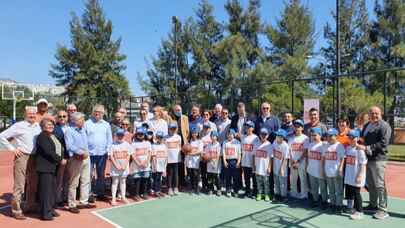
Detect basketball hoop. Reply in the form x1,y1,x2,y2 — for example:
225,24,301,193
1,83,35,122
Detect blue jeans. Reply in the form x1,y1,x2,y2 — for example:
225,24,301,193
225,159,240,193
90,155,107,197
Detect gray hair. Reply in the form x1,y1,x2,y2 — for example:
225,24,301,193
71,112,85,122
92,104,105,113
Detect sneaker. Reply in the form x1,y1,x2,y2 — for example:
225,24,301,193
88,195,96,203
335,205,343,214
77,203,96,209
256,194,262,201
321,202,328,210
373,210,389,220
350,212,364,220
174,188,179,195
281,197,288,204
264,195,270,202
363,205,378,213
13,213,27,220
122,198,130,204
52,211,60,217
111,200,118,206
208,190,213,195
168,189,174,196
343,207,355,215
216,190,222,196
68,207,80,214
226,192,232,197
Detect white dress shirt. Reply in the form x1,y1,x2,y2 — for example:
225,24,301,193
0,121,41,154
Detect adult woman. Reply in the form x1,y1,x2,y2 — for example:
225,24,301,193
150,105,168,136
120,118,134,143
35,118,63,220
355,112,369,132
134,109,151,130
201,110,217,133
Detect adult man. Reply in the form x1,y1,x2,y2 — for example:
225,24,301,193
0,106,41,219
303,108,327,138
141,102,154,120
254,102,280,143
118,107,127,119
110,111,123,136
189,105,203,132
169,104,190,144
66,104,77,126
85,105,113,201
210,104,223,126
54,110,69,206
281,112,295,138
65,112,95,213
217,108,231,143
230,102,250,140
36,98,53,122
358,106,391,220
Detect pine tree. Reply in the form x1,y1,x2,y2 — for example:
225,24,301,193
49,0,129,116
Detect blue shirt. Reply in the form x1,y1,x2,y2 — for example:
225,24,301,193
189,116,203,132
85,118,113,156
65,126,89,157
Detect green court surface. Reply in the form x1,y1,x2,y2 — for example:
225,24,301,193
94,193,405,228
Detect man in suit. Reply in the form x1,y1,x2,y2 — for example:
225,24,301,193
254,102,280,143
230,102,250,140
358,106,391,220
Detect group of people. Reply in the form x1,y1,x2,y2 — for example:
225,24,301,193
0,99,391,222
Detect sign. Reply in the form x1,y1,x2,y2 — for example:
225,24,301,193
303,99,319,123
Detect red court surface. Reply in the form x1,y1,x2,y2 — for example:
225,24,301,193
1,151,404,227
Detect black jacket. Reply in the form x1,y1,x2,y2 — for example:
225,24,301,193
35,132,62,173
230,114,250,132
361,120,392,161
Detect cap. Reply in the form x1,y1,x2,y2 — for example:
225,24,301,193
156,131,165,138
275,129,287,138
259,128,269,135
136,127,146,135
347,129,360,138
203,122,211,128
210,130,219,137
310,127,322,136
115,128,125,136
326,128,338,136
228,128,236,136
244,120,255,128
168,122,178,129
293,119,304,127
36,98,48,105
190,127,199,134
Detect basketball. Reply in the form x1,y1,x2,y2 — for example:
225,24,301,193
202,153,210,161
182,144,193,155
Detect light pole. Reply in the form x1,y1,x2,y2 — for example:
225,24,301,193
172,16,179,101
335,0,341,121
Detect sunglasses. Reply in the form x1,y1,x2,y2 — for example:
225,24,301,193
262,107,270,110
310,134,318,137
222,112,229,115
58,115,67,118
122,123,129,126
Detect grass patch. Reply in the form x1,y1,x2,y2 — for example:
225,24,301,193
389,145,405,162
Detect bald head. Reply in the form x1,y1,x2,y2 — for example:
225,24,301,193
369,106,382,123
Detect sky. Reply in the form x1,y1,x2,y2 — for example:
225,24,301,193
0,0,375,96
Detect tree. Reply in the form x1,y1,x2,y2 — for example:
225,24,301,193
49,0,129,116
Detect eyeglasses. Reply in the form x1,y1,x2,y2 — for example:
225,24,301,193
222,112,228,115
262,107,270,110
310,134,318,137
122,123,129,126
58,115,67,118
67,109,76,112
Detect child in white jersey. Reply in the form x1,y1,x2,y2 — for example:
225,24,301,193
344,130,367,220
165,122,182,196
306,127,328,209
109,129,132,205
323,128,345,213
254,128,273,202
241,121,259,198
288,119,309,199
222,129,241,197
204,131,222,196
272,129,290,203
185,127,203,194
200,123,212,193
151,131,168,198
130,127,152,201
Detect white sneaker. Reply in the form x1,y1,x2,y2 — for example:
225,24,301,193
168,188,174,196
174,188,179,195
350,212,364,220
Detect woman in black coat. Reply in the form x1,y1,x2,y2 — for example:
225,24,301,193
36,118,62,220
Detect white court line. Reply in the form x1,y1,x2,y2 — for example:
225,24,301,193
91,211,123,228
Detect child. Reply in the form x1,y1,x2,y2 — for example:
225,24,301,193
272,129,290,203
241,121,259,198
185,127,203,194
323,128,345,213
200,123,212,193
165,122,182,196
222,129,242,197
151,131,168,198
254,128,273,202
306,127,328,209
288,119,309,199
130,127,152,201
109,129,132,206
204,131,222,196
344,130,367,220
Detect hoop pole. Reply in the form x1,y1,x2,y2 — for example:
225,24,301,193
12,92,16,122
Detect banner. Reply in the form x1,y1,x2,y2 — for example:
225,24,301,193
303,99,319,123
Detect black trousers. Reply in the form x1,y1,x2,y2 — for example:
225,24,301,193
187,168,200,191
200,161,208,190
152,172,163,193
268,171,275,196
242,167,257,195
225,159,240,193
38,172,56,219
167,163,179,189
207,173,221,191
133,178,148,196
346,184,363,212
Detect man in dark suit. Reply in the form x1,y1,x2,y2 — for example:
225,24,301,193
359,106,391,220
254,102,280,143
54,110,69,206
230,102,250,140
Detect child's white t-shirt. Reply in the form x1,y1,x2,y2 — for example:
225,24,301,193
288,134,309,165
201,134,212,150
307,141,325,178
185,139,203,169
151,143,168,173
222,139,241,160
345,146,368,187
130,141,152,173
204,141,222,174
109,141,132,177
241,134,259,168
254,140,272,176
165,134,182,163
323,142,346,177
272,141,290,176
